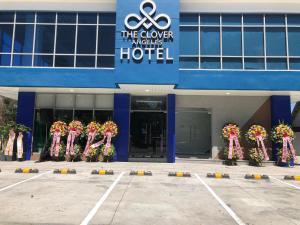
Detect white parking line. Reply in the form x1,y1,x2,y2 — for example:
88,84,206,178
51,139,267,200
195,174,246,225
80,172,125,225
0,171,51,193
270,176,300,190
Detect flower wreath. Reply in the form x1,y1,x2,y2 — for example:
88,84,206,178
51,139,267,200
222,123,243,160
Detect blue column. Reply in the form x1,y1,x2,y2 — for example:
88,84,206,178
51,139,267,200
167,94,176,163
113,93,130,162
16,92,36,160
271,96,292,161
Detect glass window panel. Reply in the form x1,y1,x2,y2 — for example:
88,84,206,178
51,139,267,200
94,110,113,122
99,13,116,24
266,27,286,56
222,14,241,25
36,94,55,108
95,95,113,109
244,58,265,70
12,54,32,66
0,54,10,66
14,24,34,53
34,54,53,67
179,57,198,69
222,27,241,56
97,56,114,68
98,26,115,54
0,24,13,53
180,26,198,55
267,58,287,70
201,57,220,69
268,29,286,57
74,110,93,125
55,109,73,122
76,56,95,67
200,27,220,55
35,25,55,53
57,13,76,24
78,13,97,24
55,55,74,67
288,15,300,26
37,12,56,23
56,25,76,54
288,27,300,56
265,15,285,25
243,14,263,25
222,57,242,69
77,25,96,54
180,14,198,25
0,12,14,23
289,58,300,70
56,94,74,108
244,27,264,56
16,12,35,23
33,109,54,153
76,94,94,108
200,14,219,25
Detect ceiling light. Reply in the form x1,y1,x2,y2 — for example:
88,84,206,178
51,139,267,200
226,92,231,95
145,89,150,92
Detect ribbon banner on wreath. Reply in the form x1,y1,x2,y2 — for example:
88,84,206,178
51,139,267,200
100,121,118,157
66,121,83,156
50,121,67,157
246,125,269,161
272,122,297,163
83,122,103,158
222,123,243,160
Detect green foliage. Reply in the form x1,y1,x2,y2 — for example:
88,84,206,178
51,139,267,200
248,148,264,167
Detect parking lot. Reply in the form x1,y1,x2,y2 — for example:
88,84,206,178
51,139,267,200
0,161,300,225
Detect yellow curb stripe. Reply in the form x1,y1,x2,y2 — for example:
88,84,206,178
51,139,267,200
137,171,144,176
254,174,262,180
99,170,106,175
176,172,183,177
60,169,69,174
215,172,222,179
294,176,300,181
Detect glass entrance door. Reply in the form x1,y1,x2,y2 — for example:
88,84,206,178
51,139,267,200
130,111,166,158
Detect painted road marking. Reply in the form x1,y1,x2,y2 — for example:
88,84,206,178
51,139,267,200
270,176,300,190
80,172,125,225
195,174,246,225
0,171,51,193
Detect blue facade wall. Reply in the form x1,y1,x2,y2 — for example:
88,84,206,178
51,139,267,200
16,92,35,160
271,96,292,161
115,0,180,85
113,93,130,161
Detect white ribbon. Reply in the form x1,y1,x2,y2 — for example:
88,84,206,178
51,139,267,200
17,132,24,159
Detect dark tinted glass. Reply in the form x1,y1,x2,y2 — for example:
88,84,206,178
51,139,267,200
243,14,263,25
76,56,95,67
78,13,97,24
16,12,35,23
56,25,76,54
180,13,198,25
0,12,14,23
99,13,116,24
14,24,34,53
35,25,55,53
222,14,241,25
265,14,285,25
0,54,11,66
200,14,220,25
55,55,74,67
97,56,114,68
37,12,56,23
0,24,13,52
98,26,115,54
57,13,76,23
12,54,32,66
94,110,113,122
77,26,96,54
34,55,53,67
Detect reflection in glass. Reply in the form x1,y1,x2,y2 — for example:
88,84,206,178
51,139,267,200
34,55,53,67
35,25,55,53
16,12,35,23
12,54,32,66
0,24,13,53
14,24,34,53
55,109,73,123
94,110,113,123
33,109,54,153
74,110,93,125
0,54,10,66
